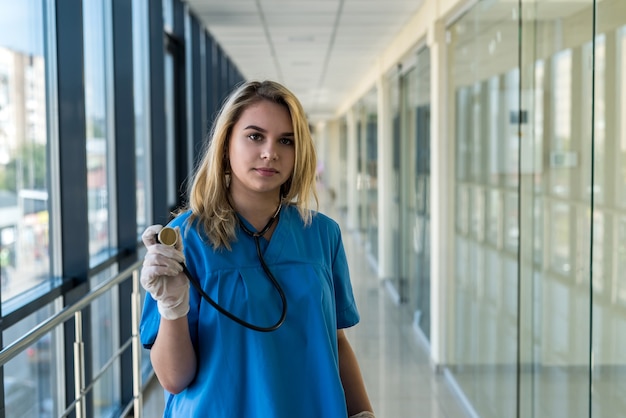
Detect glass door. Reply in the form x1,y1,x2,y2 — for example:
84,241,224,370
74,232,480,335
410,47,432,340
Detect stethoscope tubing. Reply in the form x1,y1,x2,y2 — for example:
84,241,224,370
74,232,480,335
181,246,287,332
158,204,287,332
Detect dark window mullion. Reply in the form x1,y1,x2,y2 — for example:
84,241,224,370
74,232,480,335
55,0,90,413
112,0,137,408
148,0,168,225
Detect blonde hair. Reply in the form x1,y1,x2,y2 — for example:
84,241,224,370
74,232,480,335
180,80,318,250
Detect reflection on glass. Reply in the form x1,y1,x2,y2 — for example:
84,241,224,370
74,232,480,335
356,104,366,231
133,0,151,235
550,202,570,274
617,218,626,303
449,0,626,417
620,29,626,208
137,246,151,380
455,88,470,181
470,186,484,241
533,197,544,265
389,71,401,293
163,0,174,33
400,48,432,338
470,82,483,182
592,8,626,418
590,36,605,203
550,49,572,198
3,303,59,417
338,119,347,210
91,266,121,415
533,61,545,194
486,190,501,246
414,164,431,335
504,191,518,252
456,185,468,234
0,0,50,303
365,90,378,262
83,0,111,260
591,211,604,293
504,69,520,188
487,76,500,186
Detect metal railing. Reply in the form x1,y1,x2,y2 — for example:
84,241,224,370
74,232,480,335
0,259,146,418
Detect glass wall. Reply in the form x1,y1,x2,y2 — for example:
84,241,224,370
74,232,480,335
338,119,348,215
84,0,113,261
364,89,378,265
589,2,626,416
134,0,151,236
0,0,245,416
3,304,60,417
360,87,378,264
388,70,403,299
90,267,121,416
357,87,378,264
401,47,431,340
356,103,366,232
0,0,50,304
446,0,626,416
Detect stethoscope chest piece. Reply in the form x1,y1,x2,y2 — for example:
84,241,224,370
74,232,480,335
158,227,178,246
156,205,287,332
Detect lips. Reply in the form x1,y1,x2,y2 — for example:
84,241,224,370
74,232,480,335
255,168,278,176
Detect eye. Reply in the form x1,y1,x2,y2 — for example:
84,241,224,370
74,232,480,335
247,133,262,141
279,137,294,146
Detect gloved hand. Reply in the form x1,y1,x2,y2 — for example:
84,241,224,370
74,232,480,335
140,225,190,320
349,412,375,418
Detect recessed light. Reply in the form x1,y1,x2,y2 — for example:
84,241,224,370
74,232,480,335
288,35,315,42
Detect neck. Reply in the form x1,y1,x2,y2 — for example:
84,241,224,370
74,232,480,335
228,192,282,232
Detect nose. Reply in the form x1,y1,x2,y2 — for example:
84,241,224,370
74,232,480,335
261,144,278,160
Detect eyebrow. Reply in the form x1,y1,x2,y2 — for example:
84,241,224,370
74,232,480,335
244,125,294,137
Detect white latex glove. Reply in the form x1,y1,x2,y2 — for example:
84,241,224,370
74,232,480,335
349,413,375,418
140,224,190,320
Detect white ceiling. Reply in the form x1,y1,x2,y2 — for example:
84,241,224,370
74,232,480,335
183,0,425,122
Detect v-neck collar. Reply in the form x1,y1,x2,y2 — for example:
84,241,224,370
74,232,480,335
237,206,290,261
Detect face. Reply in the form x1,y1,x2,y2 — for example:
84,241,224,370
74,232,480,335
227,99,295,202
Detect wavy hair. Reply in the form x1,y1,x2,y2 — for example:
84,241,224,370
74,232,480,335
179,80,318,250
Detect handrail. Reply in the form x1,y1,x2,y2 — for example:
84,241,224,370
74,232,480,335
0,258,147,417
0,258,144,366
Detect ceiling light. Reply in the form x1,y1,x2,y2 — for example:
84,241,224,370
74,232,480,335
288,35,315,42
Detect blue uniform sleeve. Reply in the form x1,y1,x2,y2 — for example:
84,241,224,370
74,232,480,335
139,292,160,349
330,224,360,329
139,212,198,350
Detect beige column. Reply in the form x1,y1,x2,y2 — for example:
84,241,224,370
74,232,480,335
377,76,394,281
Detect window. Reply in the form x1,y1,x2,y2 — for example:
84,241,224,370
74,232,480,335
83,0,113,261
0,0,50,303
133,0,152,235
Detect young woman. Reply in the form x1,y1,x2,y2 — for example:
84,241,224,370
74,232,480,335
139,80,375,418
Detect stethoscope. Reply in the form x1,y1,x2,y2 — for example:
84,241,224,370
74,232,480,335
157,204,287,332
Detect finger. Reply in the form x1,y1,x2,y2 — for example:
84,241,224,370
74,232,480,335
173,226,184,252
141,260,183,277
146,243,185,263
142,225,163,247
144,249,184,267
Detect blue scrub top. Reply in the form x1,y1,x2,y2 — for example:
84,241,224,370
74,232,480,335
140,205,360,417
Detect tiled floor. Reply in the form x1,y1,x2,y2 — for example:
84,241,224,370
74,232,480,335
138,214,473,418
340,228,472,418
